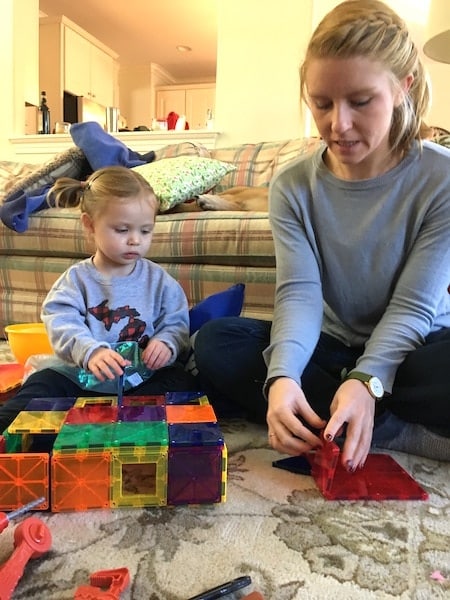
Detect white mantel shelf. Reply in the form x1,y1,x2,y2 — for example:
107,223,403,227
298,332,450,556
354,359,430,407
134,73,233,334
8,130,220,164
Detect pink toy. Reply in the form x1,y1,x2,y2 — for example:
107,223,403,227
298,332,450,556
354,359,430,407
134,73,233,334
74,567,130,599
0,507,51,600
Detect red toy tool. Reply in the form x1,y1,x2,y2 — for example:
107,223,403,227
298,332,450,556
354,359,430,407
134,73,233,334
74,567,130,599
0,496,51,600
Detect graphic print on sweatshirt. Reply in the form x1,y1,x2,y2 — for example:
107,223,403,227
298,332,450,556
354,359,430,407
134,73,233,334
88,299,147,342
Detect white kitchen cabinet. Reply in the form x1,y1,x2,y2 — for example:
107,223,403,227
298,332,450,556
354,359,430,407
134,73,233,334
155,84,215,130
64,26,115,107
39,16,118,129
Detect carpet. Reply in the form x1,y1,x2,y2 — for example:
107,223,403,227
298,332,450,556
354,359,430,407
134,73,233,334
0,342,449,599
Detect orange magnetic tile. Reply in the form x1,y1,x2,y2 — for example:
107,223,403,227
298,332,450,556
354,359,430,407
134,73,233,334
0,363,24,393
165,404,217,424
0,453,49,510
51,451,111,512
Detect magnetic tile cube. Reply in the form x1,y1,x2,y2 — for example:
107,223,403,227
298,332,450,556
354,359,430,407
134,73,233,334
0,392,227,512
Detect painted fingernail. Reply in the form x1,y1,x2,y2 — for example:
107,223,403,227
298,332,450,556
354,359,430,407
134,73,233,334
325,433,333,442
346,460,355,473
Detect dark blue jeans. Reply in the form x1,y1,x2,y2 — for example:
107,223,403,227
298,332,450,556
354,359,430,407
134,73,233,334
0,362,198,434
194,316,450,430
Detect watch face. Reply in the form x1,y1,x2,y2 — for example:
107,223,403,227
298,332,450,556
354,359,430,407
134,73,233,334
369,376,384,398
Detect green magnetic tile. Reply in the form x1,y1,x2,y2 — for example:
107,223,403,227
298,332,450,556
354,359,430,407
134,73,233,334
3,430,25,453
53,423,115,453
111,421,168,447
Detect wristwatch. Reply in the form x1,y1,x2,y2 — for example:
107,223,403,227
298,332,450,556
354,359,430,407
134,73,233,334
345,371,384,400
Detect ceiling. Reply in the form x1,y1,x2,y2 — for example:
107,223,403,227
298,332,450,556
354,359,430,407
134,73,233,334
39,0,218,82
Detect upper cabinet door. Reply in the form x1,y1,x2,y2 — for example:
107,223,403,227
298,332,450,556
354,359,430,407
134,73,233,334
155,84,216,129
64,27,91,97
64,24,115,107
185,87,216,130
90,45,115,107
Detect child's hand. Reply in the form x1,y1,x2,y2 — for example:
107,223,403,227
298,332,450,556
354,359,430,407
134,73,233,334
141,339,172,370
87,347,130,381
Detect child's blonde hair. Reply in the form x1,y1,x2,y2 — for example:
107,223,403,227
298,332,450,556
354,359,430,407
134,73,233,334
49,165,158,217
300,0,431,153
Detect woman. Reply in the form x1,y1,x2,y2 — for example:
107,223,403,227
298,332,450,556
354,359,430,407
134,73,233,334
195,0,450,468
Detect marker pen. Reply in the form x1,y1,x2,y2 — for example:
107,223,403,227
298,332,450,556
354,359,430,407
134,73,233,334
187,576,252,600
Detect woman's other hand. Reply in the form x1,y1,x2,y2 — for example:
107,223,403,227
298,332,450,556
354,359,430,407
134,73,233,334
267,377,326,454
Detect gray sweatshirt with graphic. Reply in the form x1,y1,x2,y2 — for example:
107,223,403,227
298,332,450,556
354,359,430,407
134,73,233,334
42,257,189,370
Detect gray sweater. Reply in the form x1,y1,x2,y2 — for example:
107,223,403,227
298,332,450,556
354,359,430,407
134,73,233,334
42,257,189,370
264,140,450,392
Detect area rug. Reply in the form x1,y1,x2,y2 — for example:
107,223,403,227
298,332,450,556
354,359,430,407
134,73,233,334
0,342,448,599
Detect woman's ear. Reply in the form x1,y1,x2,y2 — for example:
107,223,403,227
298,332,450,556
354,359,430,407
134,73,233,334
394,73,414,107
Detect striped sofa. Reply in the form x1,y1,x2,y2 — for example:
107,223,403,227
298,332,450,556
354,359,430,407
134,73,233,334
0,137,320,334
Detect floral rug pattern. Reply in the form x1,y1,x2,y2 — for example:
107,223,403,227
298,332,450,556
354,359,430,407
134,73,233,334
0,421,447,599
0,342,448,599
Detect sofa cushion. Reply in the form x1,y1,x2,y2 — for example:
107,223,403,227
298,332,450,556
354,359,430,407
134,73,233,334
211,137,322,191
434,134,450,149
0,161,38,199
0,254,274,328
154,142,211,160
151,211,274,266
132,156,236,212
0,208,274,267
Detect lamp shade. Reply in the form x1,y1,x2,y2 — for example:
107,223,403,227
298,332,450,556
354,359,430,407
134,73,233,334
423,2,450,64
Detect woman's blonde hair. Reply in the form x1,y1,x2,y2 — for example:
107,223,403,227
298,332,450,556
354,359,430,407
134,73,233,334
49,165,158,216
300,0,430,153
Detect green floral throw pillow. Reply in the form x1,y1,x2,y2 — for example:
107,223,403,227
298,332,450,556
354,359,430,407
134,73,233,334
132,156,236,212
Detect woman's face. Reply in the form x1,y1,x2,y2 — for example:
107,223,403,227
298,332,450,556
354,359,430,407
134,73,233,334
305,56,411,179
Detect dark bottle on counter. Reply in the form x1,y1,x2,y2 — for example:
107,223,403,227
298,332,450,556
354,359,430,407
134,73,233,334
38,91,51,134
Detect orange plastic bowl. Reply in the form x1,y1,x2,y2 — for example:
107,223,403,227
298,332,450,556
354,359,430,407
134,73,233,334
4,323,53,365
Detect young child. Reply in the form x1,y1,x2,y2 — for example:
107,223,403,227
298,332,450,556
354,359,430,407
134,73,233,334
0,166,196,432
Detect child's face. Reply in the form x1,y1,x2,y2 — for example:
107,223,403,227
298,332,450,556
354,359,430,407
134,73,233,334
82,192,156,275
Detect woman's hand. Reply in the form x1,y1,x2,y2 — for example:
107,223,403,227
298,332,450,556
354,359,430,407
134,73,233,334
87,347,130,381
266,377,326,455
324,378,376,470
141,339,172,370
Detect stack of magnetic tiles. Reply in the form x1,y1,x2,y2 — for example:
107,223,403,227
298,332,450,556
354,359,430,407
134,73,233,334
0,392,227,512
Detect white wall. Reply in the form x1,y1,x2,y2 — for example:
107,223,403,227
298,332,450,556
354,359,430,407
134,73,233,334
118,65,153,130
118,63,177,131
0,0,39,158
423,60,450,128
215,0,313,147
